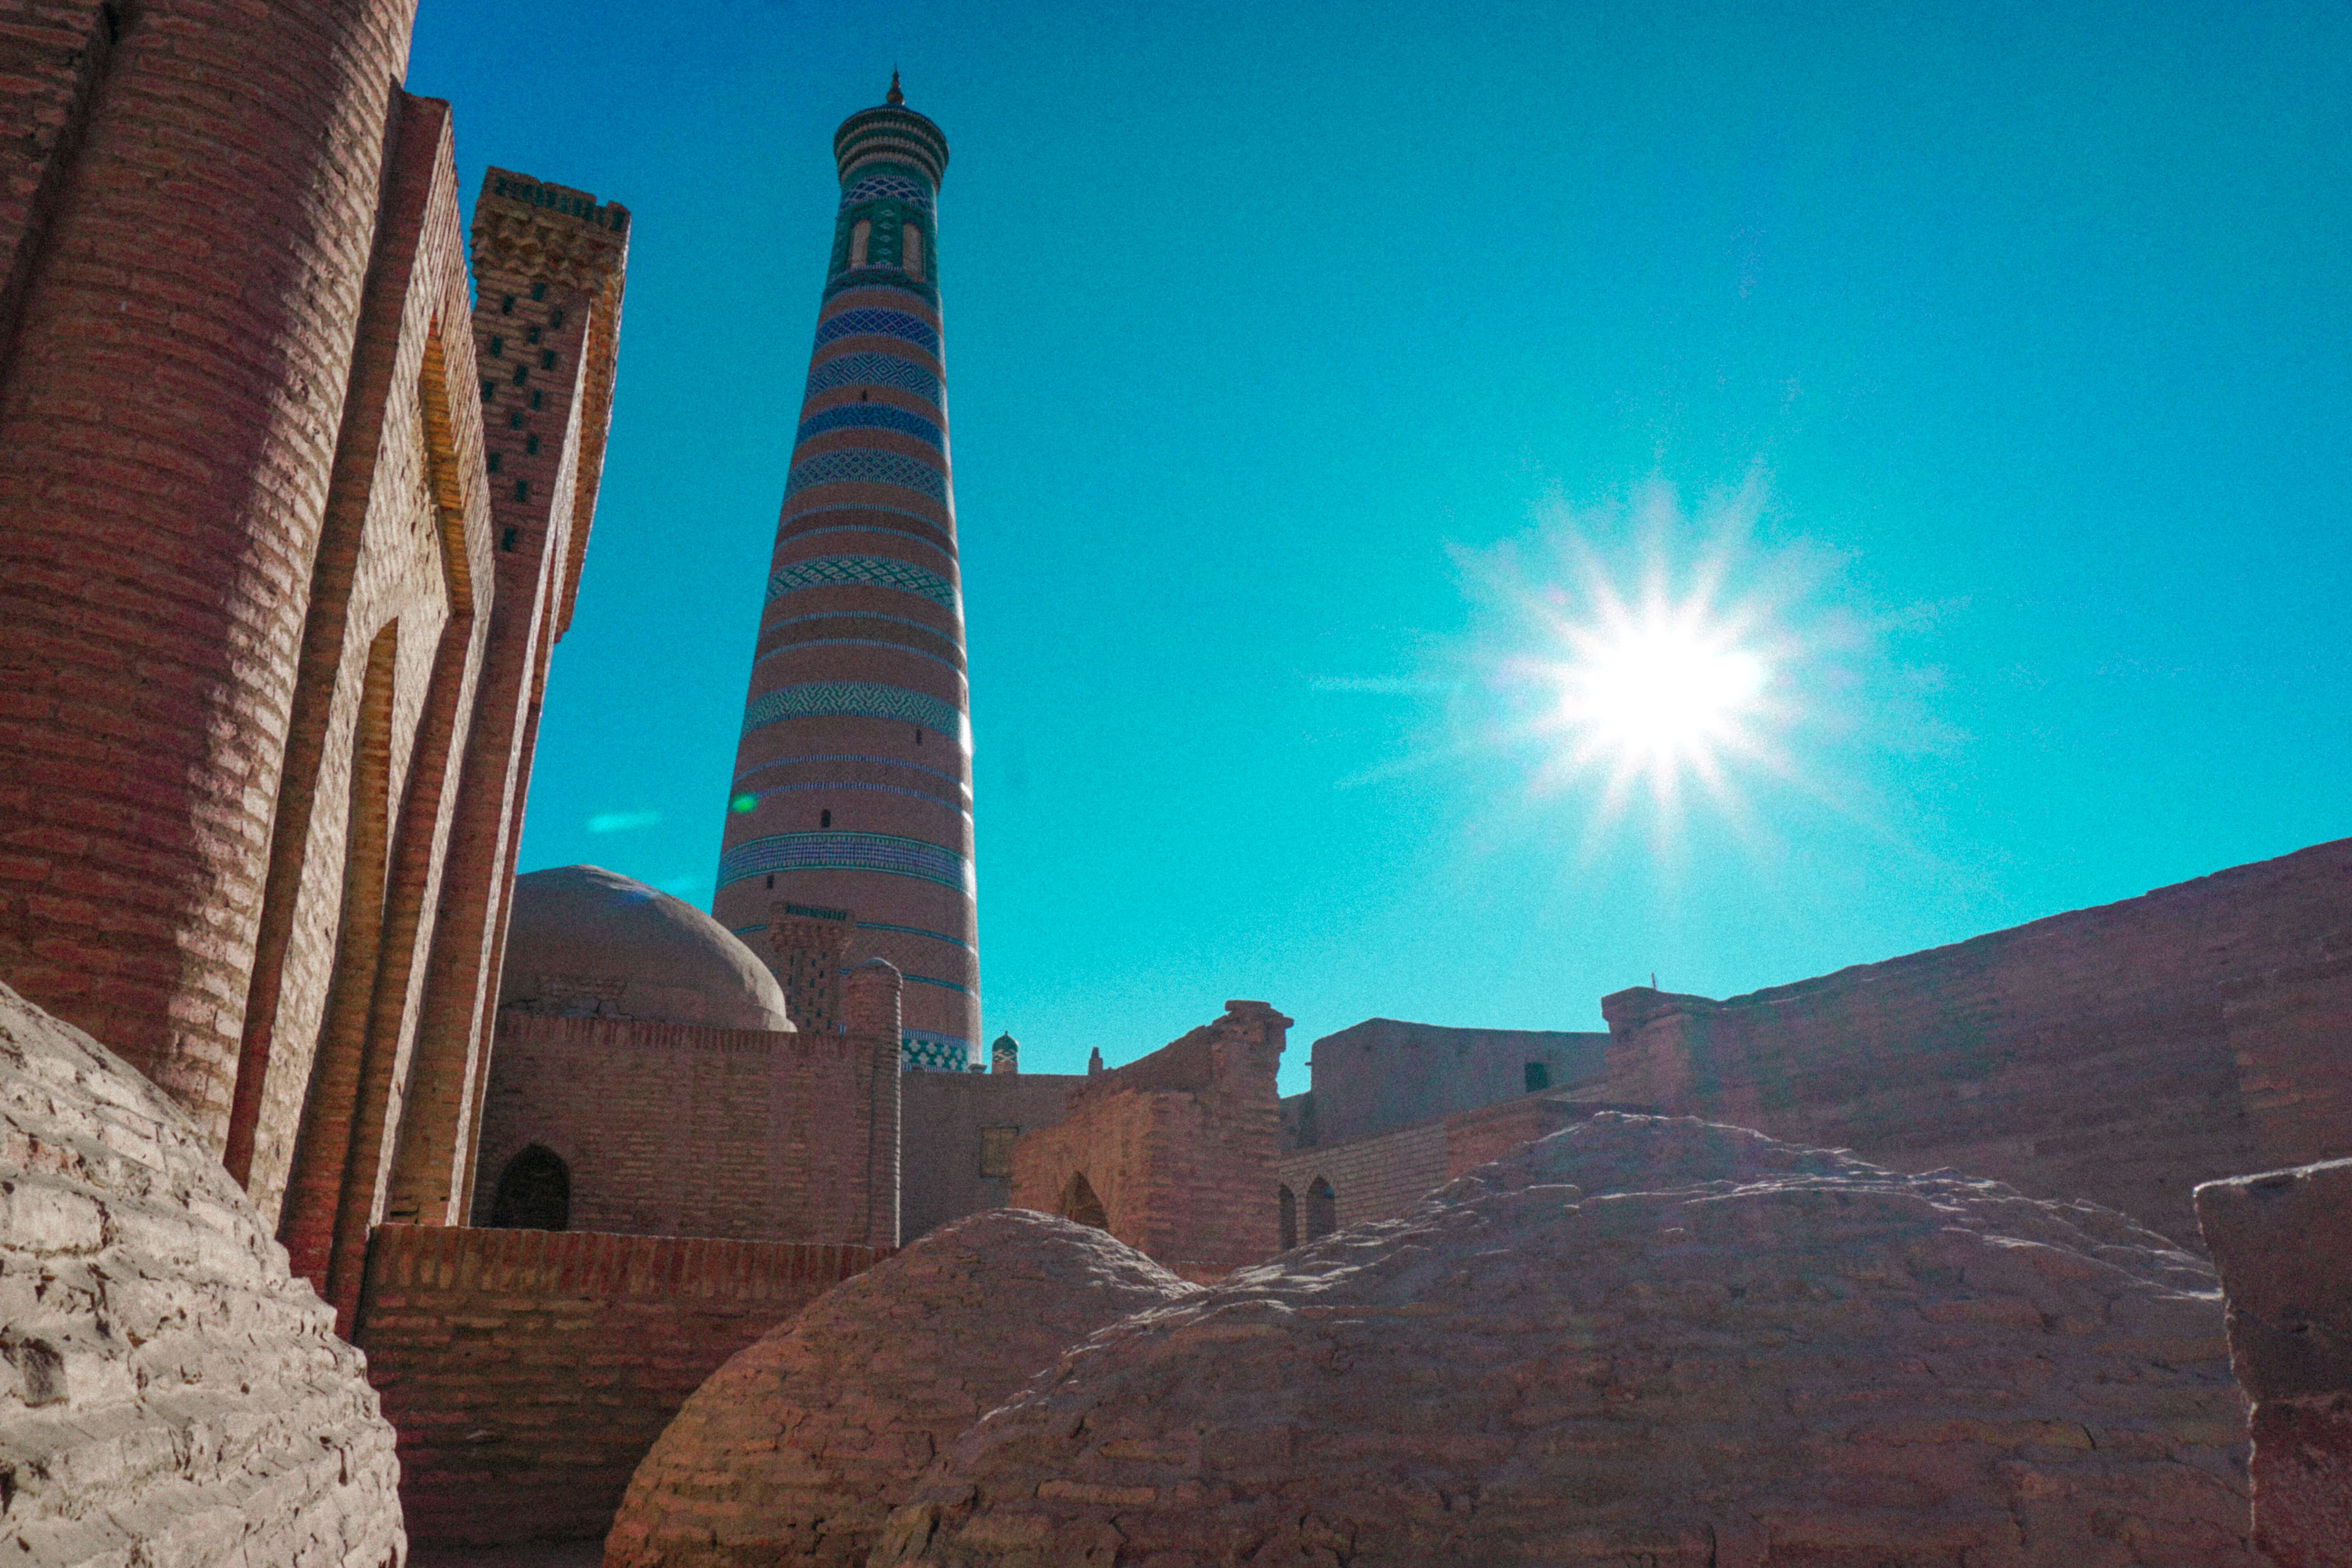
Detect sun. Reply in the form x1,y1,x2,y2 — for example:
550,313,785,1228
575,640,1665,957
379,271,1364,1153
1553,604,1769,785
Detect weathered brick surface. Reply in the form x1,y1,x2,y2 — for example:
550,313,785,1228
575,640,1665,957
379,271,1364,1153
0,0,421,1138
357,1223,880,1548
0,980,403,1564
473,1011,893,1245
899,1069,1079,1241
1286,1017,1610,1151
2197,1159,2352,1567
604,1210,1194,1568
1276,1089,1648,1241
1602,837,2352,1246
1009,1002,1287,1281
882,1114,2256,1568
383,169,629,1234
0,2,110,350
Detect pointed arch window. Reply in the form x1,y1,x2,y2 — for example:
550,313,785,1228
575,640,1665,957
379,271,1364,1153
849,220,871,268
903,225,924,282
490,1145,572,1231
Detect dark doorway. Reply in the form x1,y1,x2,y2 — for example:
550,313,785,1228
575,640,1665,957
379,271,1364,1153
490,1144,571,1231
1059,1171,1108,1230
1305,1176,1337,1241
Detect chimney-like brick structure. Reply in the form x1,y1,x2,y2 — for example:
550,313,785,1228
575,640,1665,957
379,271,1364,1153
844,958,905,1248
713,81,980,1076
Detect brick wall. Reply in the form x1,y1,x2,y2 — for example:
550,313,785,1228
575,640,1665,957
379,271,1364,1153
355,1223,880,1546
0,0,421,1138
1009,1002,1287,1280
1602,837,2352,1246
900,1067,1080,1241
473,1008,899,1247
1293,1018,1610,1150
1276,1091,1628,1240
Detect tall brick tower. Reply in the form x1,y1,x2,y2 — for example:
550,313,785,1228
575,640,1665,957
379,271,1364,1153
714,78,979,1071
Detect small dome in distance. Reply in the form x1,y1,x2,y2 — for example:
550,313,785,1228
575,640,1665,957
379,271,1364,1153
499,865,793,1033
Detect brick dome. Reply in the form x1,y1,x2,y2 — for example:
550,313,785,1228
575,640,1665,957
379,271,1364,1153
877,1114,2257,1567
500,864,793,1033
604,1209,1196,1568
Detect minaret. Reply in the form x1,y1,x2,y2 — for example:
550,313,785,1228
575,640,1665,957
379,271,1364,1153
715,78,979,1071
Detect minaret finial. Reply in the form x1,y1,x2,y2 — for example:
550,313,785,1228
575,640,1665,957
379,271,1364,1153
886,69,903,106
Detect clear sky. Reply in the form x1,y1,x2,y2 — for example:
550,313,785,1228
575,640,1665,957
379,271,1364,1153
410,0,2350,1093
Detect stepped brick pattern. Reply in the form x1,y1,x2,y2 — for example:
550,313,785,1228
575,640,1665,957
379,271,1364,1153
605,1210,1196,1568
2196,1158,2352,1568
1602,837,2352,1245
882,1115,2256,1567
0,982,403,1564
715,81,981,1073
1010,1002,1289,1281
355,1225,882,1548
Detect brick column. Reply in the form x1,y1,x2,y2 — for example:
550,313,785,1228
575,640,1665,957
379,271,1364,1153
0,0,420,1142
844,958,903,1249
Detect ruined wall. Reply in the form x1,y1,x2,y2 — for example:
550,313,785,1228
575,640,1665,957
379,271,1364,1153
472,1009,897,1245
1602,837,2352,1245
1290,1017,1609,1150
900,1067,1080,1241
0,980,404,1564
0,0,422,1139
2197,1158,2352,1568
356,1223,879,1547
1009,1001,1287,1280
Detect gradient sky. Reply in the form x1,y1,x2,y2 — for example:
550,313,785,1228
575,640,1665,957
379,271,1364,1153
409,0,2350,1093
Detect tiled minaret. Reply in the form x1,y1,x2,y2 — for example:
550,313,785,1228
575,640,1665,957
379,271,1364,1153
715,78,979,1071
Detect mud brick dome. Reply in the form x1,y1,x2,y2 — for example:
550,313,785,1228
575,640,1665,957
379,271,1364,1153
604,1209,1196,1568
0,982,403,1563
712,80,980,1073
878,1114,2257,1567
501,865,794,1032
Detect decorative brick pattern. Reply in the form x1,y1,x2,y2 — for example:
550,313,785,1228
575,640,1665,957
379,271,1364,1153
813,306,940,356
742,680,964,739
785,446,948,502
354,1224,881,1547
805,350,942,406
766,553,959,608
718,831,973,895
798,402,944,448
719,84,977,1109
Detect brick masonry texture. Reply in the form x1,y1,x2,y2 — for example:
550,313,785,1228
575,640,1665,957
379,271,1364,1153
0,980,403,1564
0,0,422,1139
1286,1018,1610,1151
1601,837,2352,1247
604,1209,1195,1568
1009,1002,1288,1281
2196,1158,2352,1568
1276,1089,1626,1240
898,1069,1080,1241
356,1224,881,1548
879,1114,2257,1568
474,1011,897,1247
718,90,978,1069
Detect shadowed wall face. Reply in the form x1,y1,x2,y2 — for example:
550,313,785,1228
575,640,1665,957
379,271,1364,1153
712,86,980,1074
1601,837,2352,1246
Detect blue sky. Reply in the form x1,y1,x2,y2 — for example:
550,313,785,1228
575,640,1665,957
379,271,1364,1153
410,1,2350,1093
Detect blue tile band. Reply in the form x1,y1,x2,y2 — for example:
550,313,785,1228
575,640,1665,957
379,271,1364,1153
742,681,964,741
718,830,974,895
766,554,958,609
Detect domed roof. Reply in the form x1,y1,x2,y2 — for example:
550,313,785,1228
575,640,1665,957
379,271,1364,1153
499,865,794,1033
